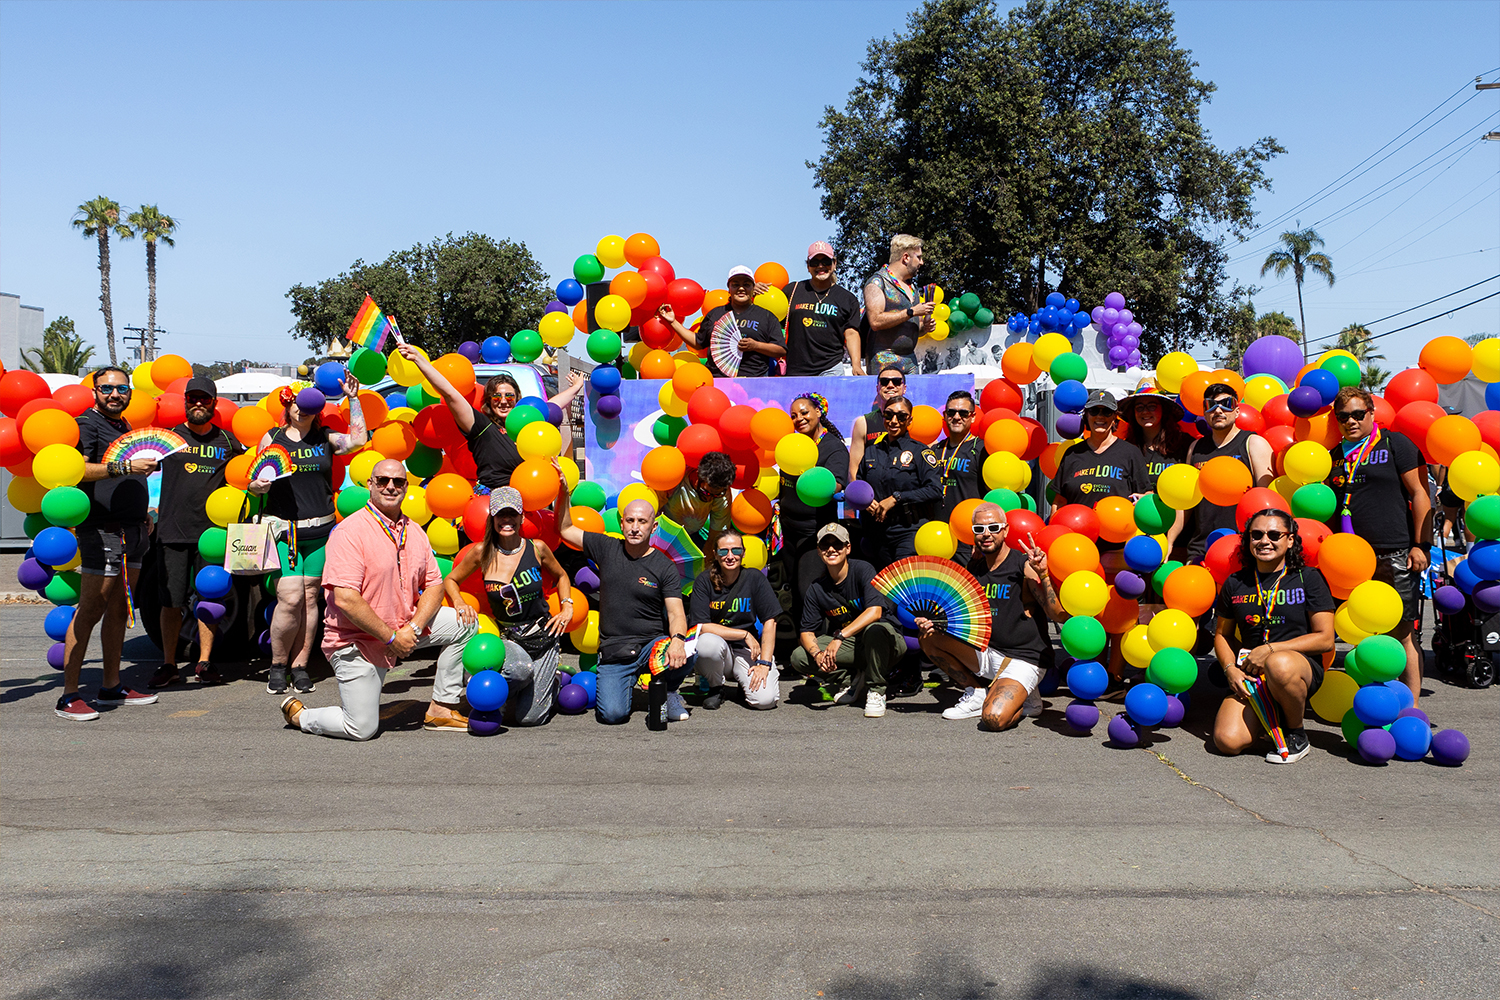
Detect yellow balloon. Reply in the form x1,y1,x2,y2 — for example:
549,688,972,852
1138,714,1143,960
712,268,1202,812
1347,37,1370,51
658,381,689,417
6,475,47,513
477,613,500,637
1244,375,1287,410
980,451,1031,492
426,518,460,555
387,406,417,423
401,485,430,524
595,235,626,270
1157,464,1202,510
927,320,950,341
205,486,246,527
915,521,957,558
1308,668,1360,722
1121,623,1158,669
618,482,659,513
594,293,632,333
1348,580,1403,635
539,311,575,348
775,434,818,476
53,548,82,573
1284,441,1333,485
386,345,428,387
348,450,380,487
754,465,780,500
628,342,651,370
1059,570,1108,617
1334,604,1372,645
1155,352,1198,394
755,286,789,321
1473,338,1500,384
570,609,600,654
1146,609,1196,651
671,349,700,365
558,456,581,492
742,535,768,570
1033,333,1073,371
929,285,945,305
933,303,951,322
1449,450,1500,501
32,444,86,489
132,361,160,395
1270,475,1299,506
517,421,563,460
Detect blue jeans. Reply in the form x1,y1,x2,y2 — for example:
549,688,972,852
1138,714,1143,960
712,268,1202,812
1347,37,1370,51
595,641,693,725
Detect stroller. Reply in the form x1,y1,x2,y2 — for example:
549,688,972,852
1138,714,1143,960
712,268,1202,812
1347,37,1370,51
1429,507,1498,689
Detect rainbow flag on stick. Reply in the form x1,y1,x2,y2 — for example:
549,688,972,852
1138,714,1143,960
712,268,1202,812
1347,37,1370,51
345,294,398,352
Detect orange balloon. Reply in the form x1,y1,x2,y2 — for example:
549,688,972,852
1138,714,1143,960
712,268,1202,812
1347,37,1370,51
641,446,687,492
232,406,276,447
510,458,560,511
371,421,417,460
623,233,661,269
754,262,790,288
1001,343,1042,384
1095,496,1136,544
1040,441,1065,479
609,271,649,309
671,363,713,402
549,588,590,630
1179,371,1212,417
122,391,155,429
1208,369,1245,401
431,354,476,398
731,488,774,533
572,300,589,333
1162,565,1216,617
701,288,730,315
1047,532,1100,578
908,405,943,444
224,451,253,490
1198,454,1253,507
750,408,794,450
1293,413,1341,449
984,418,1028,456
639,350,676,380
1419,335,1472,385
567,506,604,541
1318,533,1376,590
151,353,193,390
949,498,984,545
20,407,79,452
425,472,473,519
1427,414,1481,466
348,389,388,429
1101,587,1140,634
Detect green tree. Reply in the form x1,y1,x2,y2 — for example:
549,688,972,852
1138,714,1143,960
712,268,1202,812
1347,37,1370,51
810,0,1281,363
1259,228,1334,358
1257,310,1299,340
286,232,552,358
22,317,96,374
72,196,134,366
1335,322,1388,388
124,205,178,361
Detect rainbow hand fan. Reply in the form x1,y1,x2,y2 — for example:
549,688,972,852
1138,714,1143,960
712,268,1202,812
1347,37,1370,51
871,556,992,650
250,443,295,481
646,624,701,676
102,428,187,464
708,310,742,377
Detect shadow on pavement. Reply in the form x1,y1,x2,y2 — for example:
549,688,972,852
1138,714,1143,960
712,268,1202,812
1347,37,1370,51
824,958,1207,999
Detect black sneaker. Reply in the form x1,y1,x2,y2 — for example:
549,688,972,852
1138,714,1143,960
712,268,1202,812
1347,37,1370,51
1267,727,1312,764
148,665,179,689
291,668,315,694
192,662,223,686
886,669,924,699
701,686,724,710
266,665,289,695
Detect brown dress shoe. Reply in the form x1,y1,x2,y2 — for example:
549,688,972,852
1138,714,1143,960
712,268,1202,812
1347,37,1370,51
280,696,304,728
422,710,469,731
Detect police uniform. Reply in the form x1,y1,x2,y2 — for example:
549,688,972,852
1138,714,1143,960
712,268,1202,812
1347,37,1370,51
859,432,943,563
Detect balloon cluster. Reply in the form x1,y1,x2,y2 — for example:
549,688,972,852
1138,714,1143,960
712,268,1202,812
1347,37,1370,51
926,289,992,342
1003,290,1143,372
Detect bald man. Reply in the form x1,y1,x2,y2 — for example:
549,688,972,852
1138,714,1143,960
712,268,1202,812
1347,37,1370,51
916,503,1066,731
556,474,697,725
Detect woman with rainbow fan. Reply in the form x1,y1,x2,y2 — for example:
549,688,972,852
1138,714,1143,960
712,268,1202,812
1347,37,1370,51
248,375,367,696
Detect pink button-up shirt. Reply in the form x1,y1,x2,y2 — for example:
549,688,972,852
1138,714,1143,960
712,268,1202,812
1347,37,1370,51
321,505,441,668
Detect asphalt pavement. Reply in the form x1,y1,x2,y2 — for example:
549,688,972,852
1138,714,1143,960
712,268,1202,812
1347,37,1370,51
1,600,1496,1000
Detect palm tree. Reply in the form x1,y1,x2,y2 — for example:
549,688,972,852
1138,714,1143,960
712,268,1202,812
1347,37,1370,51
1335,323,1389,388
124,205,178,361
22,317,96,375
72,196,134,366
1260,228,1335,359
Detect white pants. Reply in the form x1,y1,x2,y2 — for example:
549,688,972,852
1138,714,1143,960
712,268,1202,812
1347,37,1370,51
694,632,779,709
977,650,1044,693
300,607,476,741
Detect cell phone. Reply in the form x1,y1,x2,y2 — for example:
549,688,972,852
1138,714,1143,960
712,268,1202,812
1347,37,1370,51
1236,649,1252,668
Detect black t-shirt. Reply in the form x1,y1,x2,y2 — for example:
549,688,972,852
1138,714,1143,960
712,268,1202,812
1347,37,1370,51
1186,428,1259,560
157,423,243,544
969,549,1047,661
265,424,336,538
779,432,849,531
1324,428,1422,551
75,408,149,527
699,304,786,379
799,558,897,635
1053,438,1149,507
465,406,523,490
1215,565,1336,648
937,434,988,521
582,532,684,663
688,568,782,644
782,280,862,376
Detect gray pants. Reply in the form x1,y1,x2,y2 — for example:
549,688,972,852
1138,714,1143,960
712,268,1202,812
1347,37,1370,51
499,637,560,726
300,607,475,741
694,632,780,709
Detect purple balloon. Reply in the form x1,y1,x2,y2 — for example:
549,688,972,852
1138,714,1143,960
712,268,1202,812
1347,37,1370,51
1055,412,1083,438
1109,346,1129,366
17,557,52,591
1430,728,1470,765
903,635,922,653
1064,701,1099,731
1123,335,1139,350
1107,712,1140,746
1102,307,1120,326
1161,694,1186,728
1090,306,1105,325
1473,581,1500,615
295,387,326,413
1286,385,1324,418
468,709,504,735
1126,321,1142,337
1241,335,1304,386
844,479,875,507
46,641,65,670
1104,291,1127,311
546,402,565,426
1357,727,1397,764
1113,570,1147,598
1434,585,1466,615
457,341,481,362
595,394,622,419
1119,309,1134,324
557,671,573,688
545,299,568,315
1126,351,1141,367
1396,706,1430,725
256,629,272,654
558,684,589,714
573,566,600,595
194,601,227,624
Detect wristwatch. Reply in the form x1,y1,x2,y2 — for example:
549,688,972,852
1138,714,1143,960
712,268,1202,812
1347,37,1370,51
754,658,773,667
905,306,914,318
671,633,687,642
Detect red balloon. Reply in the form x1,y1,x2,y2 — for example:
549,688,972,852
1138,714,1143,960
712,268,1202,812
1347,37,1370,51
154,393,187,429
413,404,459,448
165,376,192,395
1179,418,1203,440
1385,368,1440,412
1475,410,1500,452
685,386,730,426
1370,393,1396,427
1234,404,1266,435
640,317,676,350
727,449,760,489
0,370,49,418
1035,523,1072,555
1263,424,1296,455
1393,401,1445,452
1261,394,1295,427
717,405,757,451
638,256,676,284
447,445,478,482
462,494,489,543
666,278,705,319
524,508,561,550
980,378,1023,413
14,397,66,440
1296,518,1330,567
1235,487,1290,531
1019,417,1048,461
1004,508,1045,548
630,302,656,328
1049,503,1100,541
638,269,668,312
0,417,25,466
676,423,723,466
51,383,93,417
1203,533,1243,584
212,397,238,431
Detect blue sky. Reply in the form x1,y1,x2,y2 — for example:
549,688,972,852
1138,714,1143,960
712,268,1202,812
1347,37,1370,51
1,0,1496,373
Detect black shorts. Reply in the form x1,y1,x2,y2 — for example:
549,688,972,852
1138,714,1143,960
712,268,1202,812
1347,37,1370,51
158,542,206,608
1305,653,1325,698
78,522,151,577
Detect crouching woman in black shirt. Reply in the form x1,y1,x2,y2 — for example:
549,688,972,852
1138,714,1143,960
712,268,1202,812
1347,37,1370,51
1212,509,1336,764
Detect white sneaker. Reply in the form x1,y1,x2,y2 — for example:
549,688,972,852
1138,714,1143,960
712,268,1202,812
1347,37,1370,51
864,691,886,718
665,692,690,722
830,681,861,705
942,686,986,720
1022,687,1043,718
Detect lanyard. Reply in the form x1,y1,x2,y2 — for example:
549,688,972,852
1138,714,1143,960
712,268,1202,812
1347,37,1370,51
365,503,408,571
938,433,972,497
1339,425,1382,533
1254,567,1289,646
881,265,917,306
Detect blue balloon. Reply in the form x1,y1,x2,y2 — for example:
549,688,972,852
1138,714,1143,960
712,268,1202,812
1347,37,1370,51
44,604,75,642
194,565,232,601
1389,716,1432,760
590,366,622,395
481,336,511,363
571,670,598,707
1382,678,1415,711
1205,527,1239,552
466,669,510,712
1123,535,1164,573
1064,298,1081,314
314,362,347,398
519,395,548,414
1067,660,1108,700
384,390,407,410
895,605,919,630
1299,368,1340,406
1053,380,1089,414
1486,381,1500,412
32,526,78,568
1124,681,1168,727
1072,310,1091,330
1468,540,1500,579
1045,291,1066,309
1353,684,1401,727
1028,318,1042,336
1453,556,1487,595
556,278,585,307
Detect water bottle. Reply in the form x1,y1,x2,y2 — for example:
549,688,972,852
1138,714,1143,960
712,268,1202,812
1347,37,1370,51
646,672,668,731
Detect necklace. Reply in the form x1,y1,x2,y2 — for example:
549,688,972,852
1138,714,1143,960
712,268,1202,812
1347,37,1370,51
498,542,524,556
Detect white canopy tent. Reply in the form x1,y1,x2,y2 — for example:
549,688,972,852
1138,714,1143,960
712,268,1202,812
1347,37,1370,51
215,371,295,400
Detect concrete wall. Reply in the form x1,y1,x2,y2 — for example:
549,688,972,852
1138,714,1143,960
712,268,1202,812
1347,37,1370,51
2,293,47,549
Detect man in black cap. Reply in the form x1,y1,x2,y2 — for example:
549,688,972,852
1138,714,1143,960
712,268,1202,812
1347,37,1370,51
1173,382,1273,561
150,377,244,688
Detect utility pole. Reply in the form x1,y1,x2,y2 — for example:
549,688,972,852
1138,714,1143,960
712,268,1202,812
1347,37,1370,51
1480,77,1500,141
121,324,166,363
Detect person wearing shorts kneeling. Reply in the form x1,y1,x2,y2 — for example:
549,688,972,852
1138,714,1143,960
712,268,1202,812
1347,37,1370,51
1212,509,1336,764
916,503,1066,730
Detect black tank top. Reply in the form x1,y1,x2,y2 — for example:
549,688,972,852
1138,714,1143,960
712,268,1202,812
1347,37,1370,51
266,424,335,538
970,549,1047,661
1188,428,1253,558
484,541,548,627
862,407,883,447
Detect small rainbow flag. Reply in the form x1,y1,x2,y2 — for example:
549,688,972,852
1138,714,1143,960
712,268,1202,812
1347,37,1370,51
345,295,398,352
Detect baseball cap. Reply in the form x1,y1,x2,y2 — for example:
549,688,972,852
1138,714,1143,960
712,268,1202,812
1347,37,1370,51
489,486,524,515
185,376,218,399
816,523,851,547
806,241,836,261
727,265,755,283
1084,389,1118,412
1204,382,1239,402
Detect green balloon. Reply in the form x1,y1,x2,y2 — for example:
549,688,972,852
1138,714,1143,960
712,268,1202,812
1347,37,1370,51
796,467,838,507
602,507,621,534
23,512,49,539
336,486,370,518
571,481,607,511
198,527,228,562
1151,560,1184,597
619,362,638,380
1291,483,1337,521
577,652,598,671
406,443,444,479
44,571,81,606
984,487,1021,511
573,254,606,285
347,346,388,384
1467,495,1500,541
1050,352,1088,384
511,330,544,363
264,571,281,594
1342,646,1364,684
462,633,507,674
1134,493,1175,535
41,486,91,527
1319,354,1361,389
405,384,438,410
956,292,982,314
1020,492,1036,512
505,404,544,438
973,307,995,327
436,554,453,578
1146,647,1198,694
949,310,972,331
586,329,622,364
1355,634,1405,683
1060,616,1107,659
652,414,687,446
1341,707,1367,746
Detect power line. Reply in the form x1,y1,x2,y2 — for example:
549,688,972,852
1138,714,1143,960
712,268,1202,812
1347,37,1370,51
1338,175,1499,274
1305,274,1500,346
1362,289,1500,342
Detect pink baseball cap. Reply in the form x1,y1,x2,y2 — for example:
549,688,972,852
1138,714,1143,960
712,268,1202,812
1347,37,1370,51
806,241,836,261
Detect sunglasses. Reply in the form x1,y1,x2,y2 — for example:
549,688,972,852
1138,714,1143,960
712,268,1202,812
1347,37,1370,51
1248,529,1286,541
1205,399,1238,413
971,522,1005,534
715,546,745,557
95,384,131,395
1335,409,1369,422
818,540,848,552
807,257,834,267
371,475,408,489
1085,407,1114,417
491,392,517,402
884,411,911,423
878,377,905,386
944,408,974,418
185,394,215,404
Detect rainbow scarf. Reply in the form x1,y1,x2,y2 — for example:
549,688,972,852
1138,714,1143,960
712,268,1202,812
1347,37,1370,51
1339,424,1383,534
345,295,401,352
